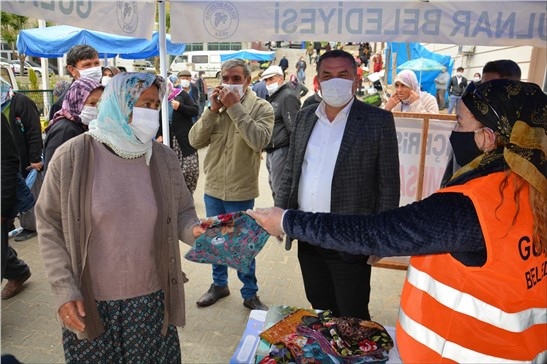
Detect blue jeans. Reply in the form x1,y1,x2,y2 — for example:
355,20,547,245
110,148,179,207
204,194,257,299
447,95,461,114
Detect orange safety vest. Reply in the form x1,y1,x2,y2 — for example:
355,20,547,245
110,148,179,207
396,172,547,363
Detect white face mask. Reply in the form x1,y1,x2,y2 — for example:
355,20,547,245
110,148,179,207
456,72,463,77
79,105,98,125
180,79,190,88
266,82,280,96
101,76,111,86
473,77,480,82
319,78,355,107
77,66,102,83
222,83,244,97
130,107,159,143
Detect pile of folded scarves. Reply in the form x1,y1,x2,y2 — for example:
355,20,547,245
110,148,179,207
258,309,393,363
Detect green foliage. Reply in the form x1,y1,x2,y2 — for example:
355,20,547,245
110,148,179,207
28,68,38,90
1,12,28,44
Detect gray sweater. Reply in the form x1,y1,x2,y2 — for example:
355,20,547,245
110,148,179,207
36,134,200,340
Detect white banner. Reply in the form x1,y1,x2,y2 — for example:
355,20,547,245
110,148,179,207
2,1,157,39
395,117,455,207
172,0,546,47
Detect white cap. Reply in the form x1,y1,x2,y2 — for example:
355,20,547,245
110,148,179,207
260,65,284,81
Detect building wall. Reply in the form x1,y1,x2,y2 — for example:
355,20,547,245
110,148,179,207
421,43,546,88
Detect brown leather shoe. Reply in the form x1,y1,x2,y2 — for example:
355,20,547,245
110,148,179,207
196,284,230,307
1,270,31,300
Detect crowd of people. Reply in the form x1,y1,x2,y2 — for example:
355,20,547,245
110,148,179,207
2,40,545,363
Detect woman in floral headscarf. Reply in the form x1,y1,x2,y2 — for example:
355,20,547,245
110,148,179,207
384,69,439,113
43,78,104,171
249,79,547,363
36,73,205,363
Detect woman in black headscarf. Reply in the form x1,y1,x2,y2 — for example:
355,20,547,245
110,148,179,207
249,79,547,363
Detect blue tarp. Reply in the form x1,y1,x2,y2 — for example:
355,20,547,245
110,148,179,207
385,42,453,96
220,50,276,62
17,25,185,59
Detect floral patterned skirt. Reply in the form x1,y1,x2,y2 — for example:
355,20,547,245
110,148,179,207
62,290,181,364
171,135,199,194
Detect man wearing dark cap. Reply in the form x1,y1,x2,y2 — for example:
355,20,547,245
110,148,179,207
177,70,199,104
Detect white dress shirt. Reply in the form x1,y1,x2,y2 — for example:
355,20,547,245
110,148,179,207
297,99,355,213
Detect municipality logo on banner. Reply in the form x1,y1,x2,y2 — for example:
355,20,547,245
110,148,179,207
203,1,240,40
116,0,139,34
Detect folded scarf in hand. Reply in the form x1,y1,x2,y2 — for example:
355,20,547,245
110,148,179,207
185,211,270,273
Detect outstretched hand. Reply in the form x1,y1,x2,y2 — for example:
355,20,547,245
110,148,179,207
246,207,285,237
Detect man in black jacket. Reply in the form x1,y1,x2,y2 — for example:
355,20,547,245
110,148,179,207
1,114,32,299
278,55,289,75
276,50,400,320
447,66,468,114
261,65,301,200
1,80,42,242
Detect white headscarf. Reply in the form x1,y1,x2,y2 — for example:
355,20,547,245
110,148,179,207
87,73,166,164
394,69,420,93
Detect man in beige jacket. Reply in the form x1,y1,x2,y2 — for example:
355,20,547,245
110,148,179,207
189,59,274,311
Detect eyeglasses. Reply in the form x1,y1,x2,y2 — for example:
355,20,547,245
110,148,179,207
472,87,502,123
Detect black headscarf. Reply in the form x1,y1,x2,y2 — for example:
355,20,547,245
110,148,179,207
461,80,547,197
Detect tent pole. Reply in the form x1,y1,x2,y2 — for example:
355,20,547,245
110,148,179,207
158,0,170,147
38,19,51,119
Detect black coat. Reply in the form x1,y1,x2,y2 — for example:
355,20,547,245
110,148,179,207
171,90,199,157
448,76,468,97
276,99,400,215
1,114,20,218
264,83,300,152
8,93,43,177
278,57,289,71
276,99,400,261
43,118,86,171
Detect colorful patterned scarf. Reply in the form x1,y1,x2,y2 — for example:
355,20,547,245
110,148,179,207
459,80,547,197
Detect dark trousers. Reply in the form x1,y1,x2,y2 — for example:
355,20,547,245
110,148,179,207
1,219,29,281
297,241,371,320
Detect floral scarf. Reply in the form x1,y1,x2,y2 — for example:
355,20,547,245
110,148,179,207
87,72,166,164
47,78,103,131
459,80,547,197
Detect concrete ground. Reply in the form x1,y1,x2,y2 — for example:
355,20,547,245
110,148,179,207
1,46,406,363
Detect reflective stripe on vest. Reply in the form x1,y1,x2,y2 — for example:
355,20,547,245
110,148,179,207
396,172,547,363
405,265,547,332
398,308,547,363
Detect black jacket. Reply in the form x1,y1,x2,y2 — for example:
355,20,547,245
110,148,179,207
8,93,43,177
171,90,199,157
264,83,300,152
1,114,20,218
43,118,86,171
278,57,289,71
276,99,400,260
448,76,468,97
